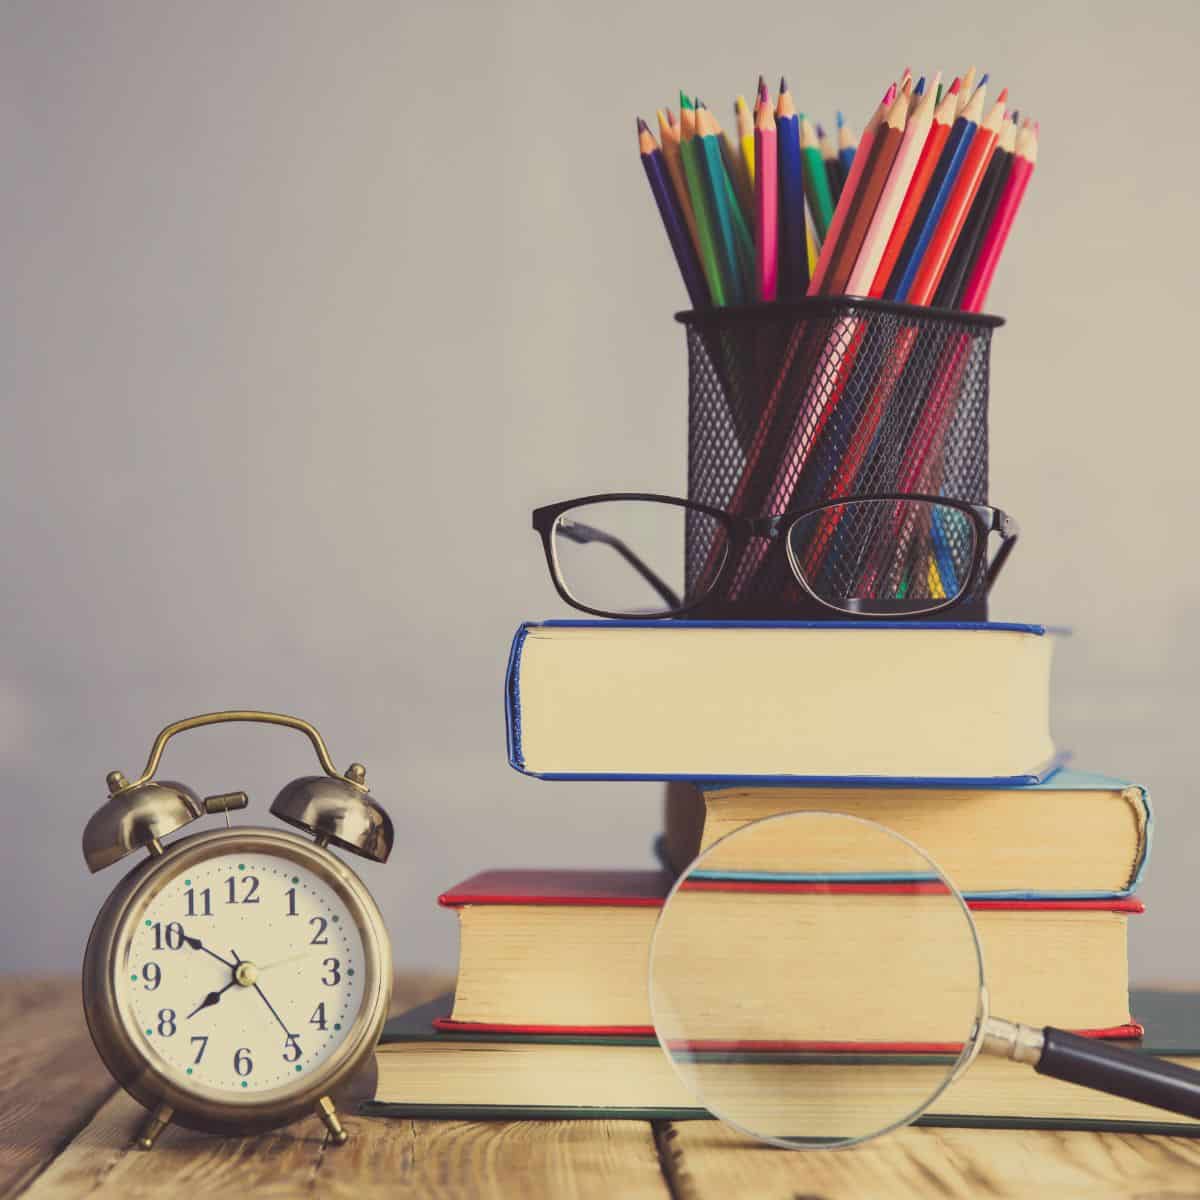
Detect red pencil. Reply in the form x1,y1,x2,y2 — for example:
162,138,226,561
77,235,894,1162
808,82,897,294
906,90,1008,305
869,79,960,297
960,120,1038,311
754,86,779,301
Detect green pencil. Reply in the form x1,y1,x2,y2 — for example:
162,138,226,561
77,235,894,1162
800,115,836,239
696,103,747,304
679,94,728,305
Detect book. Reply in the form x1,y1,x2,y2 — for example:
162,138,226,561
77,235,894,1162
438,869,1139,1036
506,620,1063,783
658,770,1152,899
367,990,1200,1135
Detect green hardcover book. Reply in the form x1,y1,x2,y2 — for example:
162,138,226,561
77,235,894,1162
365,991,1200,1135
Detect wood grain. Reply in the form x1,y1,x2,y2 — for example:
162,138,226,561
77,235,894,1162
656,1119,1200,1200
0,976,116,1197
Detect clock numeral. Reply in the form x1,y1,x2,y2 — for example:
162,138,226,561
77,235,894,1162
142,962,161,991
190,1035,208,1064
225,875,260,904
309,1002,328,1031
234,1047,253,1077
285,887,298,916
157,1008,176,1037
309,916,329,945
150,921,185,951
283,1034,301,1063
321,957,341,986
185,886,212,917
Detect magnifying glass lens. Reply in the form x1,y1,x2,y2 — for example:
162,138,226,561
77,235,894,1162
649,812,986,1148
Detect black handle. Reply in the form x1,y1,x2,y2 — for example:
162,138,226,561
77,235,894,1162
1037,1027,1200,1119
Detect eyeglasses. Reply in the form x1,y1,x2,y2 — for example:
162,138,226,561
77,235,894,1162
532,493,1019,620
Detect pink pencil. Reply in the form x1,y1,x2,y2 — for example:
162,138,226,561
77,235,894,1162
960,120,1038,311
844,73,940,294
808,82,897,294
754,83,779,301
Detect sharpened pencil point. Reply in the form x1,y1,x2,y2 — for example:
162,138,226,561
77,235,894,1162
1011,109,1019,123
915,76,926,95
679,91,693,112
779,76,788,94
759,79,769,104
836,110,844,127
817,122,825,136
948,77,962,95
636,116,650,134
977,73,989,89
996,87,1009,104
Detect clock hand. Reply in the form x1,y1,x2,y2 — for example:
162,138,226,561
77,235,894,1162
252,982,296,1039
181,933,237,971
186,979,237,1020
258,950,311,973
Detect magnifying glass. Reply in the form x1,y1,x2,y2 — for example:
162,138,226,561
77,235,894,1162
648,811,1200,1149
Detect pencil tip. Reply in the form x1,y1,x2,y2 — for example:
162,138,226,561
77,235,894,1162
636,116,649,134
996,87,1009,104
759,79,769,104
779,75,788,94
948,77,962,95
915,76,926,95
817,122,825,136
978,73,989,88
679,90,692,111
1011,109,1019,123
836,109,844,126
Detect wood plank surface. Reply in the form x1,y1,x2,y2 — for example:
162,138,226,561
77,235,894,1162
0,976,116,1197
656,1119,1200,1200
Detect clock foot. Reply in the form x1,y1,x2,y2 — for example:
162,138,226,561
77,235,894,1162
134,1102,173,1150
316,1095,349,1145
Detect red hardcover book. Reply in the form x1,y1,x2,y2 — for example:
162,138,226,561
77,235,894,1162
438,869,1143,1040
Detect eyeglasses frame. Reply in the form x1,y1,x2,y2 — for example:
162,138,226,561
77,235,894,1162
531,492,1020,620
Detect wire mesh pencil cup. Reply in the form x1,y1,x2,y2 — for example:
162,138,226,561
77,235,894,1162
679,297,1003,620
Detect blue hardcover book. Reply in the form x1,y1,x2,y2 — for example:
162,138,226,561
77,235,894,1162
506,619,1065,785
655,770,1152,901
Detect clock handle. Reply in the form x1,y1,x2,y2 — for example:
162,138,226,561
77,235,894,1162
130,711,345,788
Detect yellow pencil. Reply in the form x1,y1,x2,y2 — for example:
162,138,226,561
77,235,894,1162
735,94,755,186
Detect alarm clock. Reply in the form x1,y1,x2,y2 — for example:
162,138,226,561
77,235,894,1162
81,711,394,1150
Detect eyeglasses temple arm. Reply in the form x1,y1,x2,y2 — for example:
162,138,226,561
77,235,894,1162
985,512,1019,589
556,520,683,610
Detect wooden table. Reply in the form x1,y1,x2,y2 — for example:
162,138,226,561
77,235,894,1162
4,973,1200,1199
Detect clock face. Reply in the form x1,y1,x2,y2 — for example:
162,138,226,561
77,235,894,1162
112,846,368,1098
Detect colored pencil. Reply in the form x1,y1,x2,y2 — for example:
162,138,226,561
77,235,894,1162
800,115,836,238
775,78,810,298
818,123,843,202
678,94,728,305
656,108,703,263
809,82,896,294
906,90,1006,304
960,120,1038,311
837,111,858,176
754,94,779,301
636,118,710,308
822,83,909,296
736,94,755,186
705,104,757,297
696,103,749,304
845,74,939,295
888,82,985,301
957,66,978,116
870,79,959,296
935,110,1017,308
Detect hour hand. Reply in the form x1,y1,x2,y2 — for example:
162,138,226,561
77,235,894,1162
187,979,235,1019
181,933,237,970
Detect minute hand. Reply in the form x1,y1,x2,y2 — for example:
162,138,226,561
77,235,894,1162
252,982,295,1039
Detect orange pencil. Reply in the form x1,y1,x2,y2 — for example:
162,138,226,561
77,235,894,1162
808,81,897,294
906,90,1007,304
657,108,703,261
869,79,960,297
822,83,909,295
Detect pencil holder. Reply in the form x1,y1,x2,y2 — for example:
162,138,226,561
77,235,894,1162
679,297,1003,620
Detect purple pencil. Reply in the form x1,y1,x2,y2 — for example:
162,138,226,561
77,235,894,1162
637,117,710,308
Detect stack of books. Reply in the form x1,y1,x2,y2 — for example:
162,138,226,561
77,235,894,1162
370,620,1197,1134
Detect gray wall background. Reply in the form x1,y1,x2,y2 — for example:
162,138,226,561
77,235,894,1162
2,1,1197,980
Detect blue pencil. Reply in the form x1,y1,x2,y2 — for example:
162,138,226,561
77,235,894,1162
776,78,809,298
836,110,857,177
637,118,710,308
887,83,986,301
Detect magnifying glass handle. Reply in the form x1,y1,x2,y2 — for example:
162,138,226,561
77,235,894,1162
1037,1027,1200,1119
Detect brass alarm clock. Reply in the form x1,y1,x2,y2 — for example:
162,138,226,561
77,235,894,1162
81,711,394,1150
